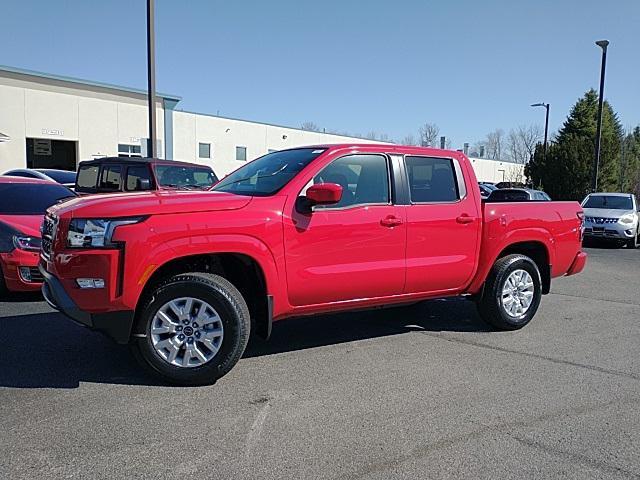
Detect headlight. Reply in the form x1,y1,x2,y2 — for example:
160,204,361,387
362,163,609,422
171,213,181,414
619,214,636,225
67,217,145,248
13,235,42,252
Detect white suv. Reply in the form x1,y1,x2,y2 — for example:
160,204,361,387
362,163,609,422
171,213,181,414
582,193,639,248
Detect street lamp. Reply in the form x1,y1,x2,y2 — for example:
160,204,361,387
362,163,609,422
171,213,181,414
592,39,609,192
531,102,550,164
146,0,157,158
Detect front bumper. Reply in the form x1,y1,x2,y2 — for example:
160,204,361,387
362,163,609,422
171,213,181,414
39,264,134,344
583,221,637,240
1,250,42,292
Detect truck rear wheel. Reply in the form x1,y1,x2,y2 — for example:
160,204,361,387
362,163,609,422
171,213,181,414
132,273,250,385
477,254,542,330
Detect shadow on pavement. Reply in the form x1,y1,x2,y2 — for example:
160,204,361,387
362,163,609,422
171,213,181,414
0,298,489,389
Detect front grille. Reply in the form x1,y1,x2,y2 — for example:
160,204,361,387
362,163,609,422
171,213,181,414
585,216,617,224
40,214,58,260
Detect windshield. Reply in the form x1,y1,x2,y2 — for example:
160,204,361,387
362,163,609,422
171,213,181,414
0,183,76,214
155,165,218,190
37,169,77,184
583,195,633,210
212,148,326,196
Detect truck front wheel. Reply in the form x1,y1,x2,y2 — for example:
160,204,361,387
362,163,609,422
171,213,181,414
132,273,250,385
477,254,542,330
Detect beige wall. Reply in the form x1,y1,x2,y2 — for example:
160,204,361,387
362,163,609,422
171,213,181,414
0,76,164,171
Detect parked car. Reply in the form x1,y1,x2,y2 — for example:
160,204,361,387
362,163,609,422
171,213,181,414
581,192,639,248
3,168,77,188
40,145,586,385
74,157,219,194
486,188,551,202
478,183,497,198
0,176,76,295
494,181,528,189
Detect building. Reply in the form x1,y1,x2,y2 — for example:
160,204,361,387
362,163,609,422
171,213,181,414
0,65,523,182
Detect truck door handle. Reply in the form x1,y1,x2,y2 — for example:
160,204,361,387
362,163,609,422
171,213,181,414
380,215,403,227
456,214,475,224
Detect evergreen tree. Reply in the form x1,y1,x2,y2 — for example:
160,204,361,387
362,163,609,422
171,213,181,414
526,89,623,200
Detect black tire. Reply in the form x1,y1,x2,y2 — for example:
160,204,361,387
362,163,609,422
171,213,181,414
626,230,639,249
477,254,542,330
131,273,250,386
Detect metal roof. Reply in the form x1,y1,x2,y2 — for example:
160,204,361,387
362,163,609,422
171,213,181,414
0,64,181,102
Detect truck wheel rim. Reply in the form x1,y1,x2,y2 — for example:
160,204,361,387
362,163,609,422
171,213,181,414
150,297,224,368
501,269,535,318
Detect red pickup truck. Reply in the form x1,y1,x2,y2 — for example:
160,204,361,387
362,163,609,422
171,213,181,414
40,145,586,385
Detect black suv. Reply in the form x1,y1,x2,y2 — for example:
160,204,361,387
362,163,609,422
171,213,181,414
75,157,218,194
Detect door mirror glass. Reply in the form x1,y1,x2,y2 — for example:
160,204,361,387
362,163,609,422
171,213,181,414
306,183,343,206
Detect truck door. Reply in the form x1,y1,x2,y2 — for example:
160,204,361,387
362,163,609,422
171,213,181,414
283,153,406,306
403,155,481,293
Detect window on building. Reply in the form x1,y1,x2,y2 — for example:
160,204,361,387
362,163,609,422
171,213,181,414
236,146,247,161
199,143,211,159
118,144,142,158
405,156,459,203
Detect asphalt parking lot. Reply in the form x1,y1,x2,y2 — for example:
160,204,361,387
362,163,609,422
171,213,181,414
1,246,639,479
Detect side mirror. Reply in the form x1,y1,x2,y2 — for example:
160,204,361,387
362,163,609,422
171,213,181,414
305,183,343,206
136,178,152,191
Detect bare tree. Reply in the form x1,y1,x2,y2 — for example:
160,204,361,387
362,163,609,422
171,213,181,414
419,123,440,147
505,124,543,164
401,133,418,146
485,129,505,160
301,121,321,132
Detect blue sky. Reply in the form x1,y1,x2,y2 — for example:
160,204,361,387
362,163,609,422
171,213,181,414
1,0,638,146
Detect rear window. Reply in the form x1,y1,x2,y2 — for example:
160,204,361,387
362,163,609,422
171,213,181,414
76,165,99,190
405,156,459,202
99,165,122,191
126,165,152,191
0,184,75,214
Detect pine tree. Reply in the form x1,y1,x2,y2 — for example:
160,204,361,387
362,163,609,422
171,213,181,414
526,89,623,200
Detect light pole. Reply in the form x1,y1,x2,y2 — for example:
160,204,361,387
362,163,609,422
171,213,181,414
531,103,550,163
592,39,609,192
146,0,157,158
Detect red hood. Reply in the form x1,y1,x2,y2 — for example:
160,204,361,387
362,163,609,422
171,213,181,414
0,215,43,237
48,190,253,219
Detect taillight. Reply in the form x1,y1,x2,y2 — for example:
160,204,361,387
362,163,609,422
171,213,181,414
577,211,584,221
577,211,585,241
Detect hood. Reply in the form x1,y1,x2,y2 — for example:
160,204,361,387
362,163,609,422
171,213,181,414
582,208,635,219
0,215,43,237
49,190,252,219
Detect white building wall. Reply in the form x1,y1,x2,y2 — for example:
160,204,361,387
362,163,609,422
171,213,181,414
0,84,26,169
469,157,526,183
173,111,381,177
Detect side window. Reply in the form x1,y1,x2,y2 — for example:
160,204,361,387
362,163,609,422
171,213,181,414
310,154,390,209
76,165,99,190
405,156,459,203
99,165,122,191
126,165,152,191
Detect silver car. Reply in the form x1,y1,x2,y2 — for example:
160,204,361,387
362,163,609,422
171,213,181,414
582,193,639,248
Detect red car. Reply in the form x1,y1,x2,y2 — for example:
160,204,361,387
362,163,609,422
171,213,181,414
40,145,586,385
0,176,76,294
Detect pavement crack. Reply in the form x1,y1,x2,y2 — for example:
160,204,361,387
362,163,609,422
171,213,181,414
418,331,640,382
550,292,640,307
342,395,640,480
508,433,639,478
